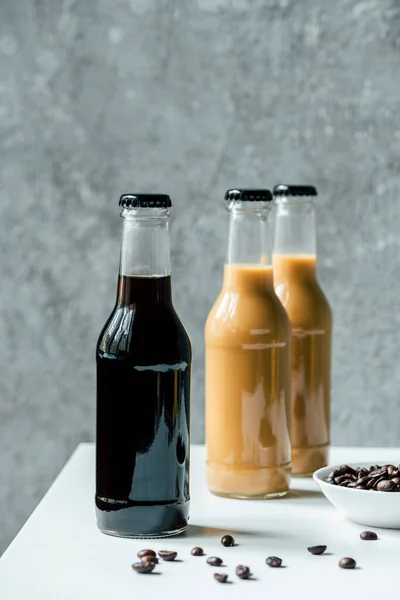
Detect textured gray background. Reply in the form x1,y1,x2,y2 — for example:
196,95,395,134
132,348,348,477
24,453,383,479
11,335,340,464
1,0,400,554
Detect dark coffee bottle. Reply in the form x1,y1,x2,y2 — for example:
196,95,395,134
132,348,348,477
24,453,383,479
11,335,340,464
96,194,191,538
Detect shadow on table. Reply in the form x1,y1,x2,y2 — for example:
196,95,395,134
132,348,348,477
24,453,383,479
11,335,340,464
183,525,267,538
282,489,323,500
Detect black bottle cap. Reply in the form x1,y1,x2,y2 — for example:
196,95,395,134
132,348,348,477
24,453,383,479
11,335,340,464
225,189,273,202
119,194,172,208
273,185,318,197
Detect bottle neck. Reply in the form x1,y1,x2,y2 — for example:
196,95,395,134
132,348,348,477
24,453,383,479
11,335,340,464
118,207,172,305
225,201,273,289
226,201,272,265
273,198,316,256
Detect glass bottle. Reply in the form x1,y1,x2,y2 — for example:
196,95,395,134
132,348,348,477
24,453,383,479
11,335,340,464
272,185,332,476
205,189,291,499
96,194,191,537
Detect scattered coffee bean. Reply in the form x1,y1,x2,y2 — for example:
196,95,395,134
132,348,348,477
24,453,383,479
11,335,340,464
158,550,177,562
360,531,378,541
221,534,235,547
339,557,356,569
325,463,400,492
376,479,395,492
214,573,228,584
307,545,327,555
266,556,282,568
191,547,204,556
132,560,156,574
137,549,156,559
207,557,223,566
236,565,251,580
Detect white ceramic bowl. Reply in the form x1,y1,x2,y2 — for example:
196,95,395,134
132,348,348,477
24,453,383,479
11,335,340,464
313,462,400,529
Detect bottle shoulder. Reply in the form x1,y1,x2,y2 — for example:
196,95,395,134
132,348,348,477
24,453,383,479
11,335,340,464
275,280,332,329
205,287,291,344
97,303,191,362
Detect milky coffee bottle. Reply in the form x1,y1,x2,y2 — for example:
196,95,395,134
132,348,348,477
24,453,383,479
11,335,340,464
205,189,291,499
272,185,332,476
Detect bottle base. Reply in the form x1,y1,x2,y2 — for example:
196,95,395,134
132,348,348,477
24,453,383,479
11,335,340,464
95,498,189,539
98,525,187,539
206,461,291,499
291,444,330,477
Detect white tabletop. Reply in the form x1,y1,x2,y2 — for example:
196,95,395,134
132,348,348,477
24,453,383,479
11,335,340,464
1,445,400,599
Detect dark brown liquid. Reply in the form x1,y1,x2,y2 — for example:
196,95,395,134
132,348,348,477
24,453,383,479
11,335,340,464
96,275,191,537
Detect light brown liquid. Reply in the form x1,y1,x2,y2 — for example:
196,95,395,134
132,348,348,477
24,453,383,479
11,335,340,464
205,265,291,499
272,254,332,476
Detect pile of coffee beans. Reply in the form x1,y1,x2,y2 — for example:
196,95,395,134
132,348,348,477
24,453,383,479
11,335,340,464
325,464,400,491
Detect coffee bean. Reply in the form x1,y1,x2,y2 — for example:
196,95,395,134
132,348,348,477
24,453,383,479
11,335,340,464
360,531,378,541
339,479,355,487
221,534,235,547
357,476,369,486
132,560,156,574
331,469,342,478
342,465,357,476
366,478,375,490
137,549,156,559
371,467,388,478
207,557,223,566
266,556,282,568
339,557,356,569
393,477,400,485
376,479,395,492
336,475,355,485
236,565,251,580
387,465,395,477
214,573,228,583
307,545,327,555
191,547,204,556
372,476,384,489
158,550,177,561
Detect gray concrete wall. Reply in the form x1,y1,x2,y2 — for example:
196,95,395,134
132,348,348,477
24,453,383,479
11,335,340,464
1,0,400,554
